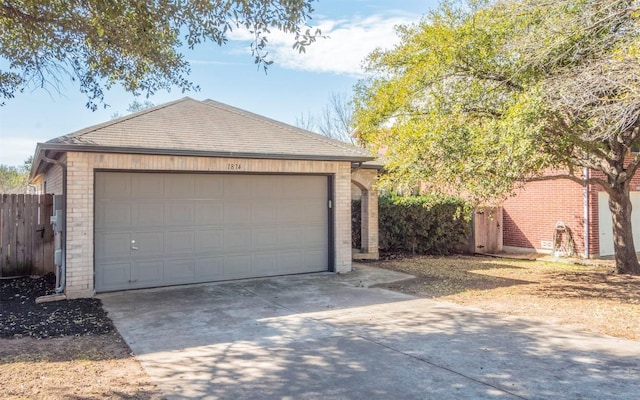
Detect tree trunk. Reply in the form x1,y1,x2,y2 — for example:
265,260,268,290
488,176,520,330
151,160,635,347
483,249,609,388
608,188,640,275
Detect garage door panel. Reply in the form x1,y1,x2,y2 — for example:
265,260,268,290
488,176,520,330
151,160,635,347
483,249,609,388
252,202,278,225
96,262,131,291
223,255,252,279
164,259,195,282
165,174,195,198
97,174,131,200
195,230,224,252
252,254,278,275
96,232,131,260
252,228,278,250
252,177,280,198
298,177,327,198
304,201,327,222
96,172,329,292
195,202,224,226
131,260,164,286
165,202,195,225
132,174,164,199
302,250,326,271
133,202,165,227
278,227,303,248
278,252,303,274
165,231,195,254
278,177,302,197
132,232,163,257
277,201,303,224
195,175,224,199
95,203,131,229
303,226,328,247
224,176,252,198
224,229,251,251
194,257,225,281
224,202,252,225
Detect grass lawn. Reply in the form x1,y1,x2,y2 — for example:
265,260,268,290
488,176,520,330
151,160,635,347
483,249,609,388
369,254,640,341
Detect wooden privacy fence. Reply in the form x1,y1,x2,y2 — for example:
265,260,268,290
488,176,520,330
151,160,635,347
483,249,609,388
0,194,54,277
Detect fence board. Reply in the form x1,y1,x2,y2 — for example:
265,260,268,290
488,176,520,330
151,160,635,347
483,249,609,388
31,195,42,274
16,194,26,274
0,194,55,276
0,194,9,273
8,194,17,274
40,195,54,275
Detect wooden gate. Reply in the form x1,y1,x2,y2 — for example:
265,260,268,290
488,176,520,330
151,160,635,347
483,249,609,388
0,194,54,276
473,207,503,254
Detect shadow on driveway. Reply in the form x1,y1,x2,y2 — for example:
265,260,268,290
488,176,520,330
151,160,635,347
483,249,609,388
100,265,640,400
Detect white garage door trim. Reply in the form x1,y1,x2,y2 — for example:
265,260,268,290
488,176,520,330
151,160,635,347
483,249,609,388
598,191,640,256
95,172,332,292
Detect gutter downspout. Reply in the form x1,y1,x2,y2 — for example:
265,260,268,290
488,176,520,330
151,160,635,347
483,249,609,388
583,166,590,259
42,154,67,294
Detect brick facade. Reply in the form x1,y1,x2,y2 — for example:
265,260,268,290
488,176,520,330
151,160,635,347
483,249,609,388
503,178,586,256
37,152,356,298
351,168,379,259
503,160,640,258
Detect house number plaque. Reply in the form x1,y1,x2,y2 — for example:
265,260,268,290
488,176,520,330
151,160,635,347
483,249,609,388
227,163,242,170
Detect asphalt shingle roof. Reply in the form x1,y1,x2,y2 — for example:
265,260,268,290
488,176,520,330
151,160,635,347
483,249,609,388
44,97,372,162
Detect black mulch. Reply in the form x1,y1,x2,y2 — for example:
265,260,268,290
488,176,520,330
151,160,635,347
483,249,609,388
0,273,115,339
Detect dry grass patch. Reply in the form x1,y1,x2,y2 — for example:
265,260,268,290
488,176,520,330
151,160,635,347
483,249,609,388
0,332,163,400
370,255,640,341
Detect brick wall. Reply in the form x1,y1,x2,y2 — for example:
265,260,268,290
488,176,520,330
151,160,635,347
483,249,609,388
57,152,353,298
496,154,640,258
39,155,66,195
502,177,586,256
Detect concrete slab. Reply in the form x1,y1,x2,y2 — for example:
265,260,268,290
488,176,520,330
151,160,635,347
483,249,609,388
100,264,640,400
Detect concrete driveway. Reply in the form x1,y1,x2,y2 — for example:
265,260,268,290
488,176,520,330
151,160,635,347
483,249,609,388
100,264,640,400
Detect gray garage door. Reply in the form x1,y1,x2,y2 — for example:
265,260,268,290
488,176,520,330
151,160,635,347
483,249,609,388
95,172,330,292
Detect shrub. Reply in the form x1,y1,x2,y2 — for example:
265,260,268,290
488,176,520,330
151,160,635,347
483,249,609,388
352,195,471,255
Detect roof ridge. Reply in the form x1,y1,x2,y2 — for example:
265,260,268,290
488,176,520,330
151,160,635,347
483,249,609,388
48,97,194,143
201,99,369,156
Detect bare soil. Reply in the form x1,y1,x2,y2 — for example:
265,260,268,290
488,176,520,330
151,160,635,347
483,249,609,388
370,254,640,341
1,275,163,399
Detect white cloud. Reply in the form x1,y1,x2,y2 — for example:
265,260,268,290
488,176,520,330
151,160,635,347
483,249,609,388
186,59,244,66
228,13,420,76
0,137,40,166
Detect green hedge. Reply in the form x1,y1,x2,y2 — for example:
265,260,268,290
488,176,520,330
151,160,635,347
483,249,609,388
353,195,471,255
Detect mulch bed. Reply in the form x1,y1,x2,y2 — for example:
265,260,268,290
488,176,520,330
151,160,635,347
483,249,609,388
0,274,114,339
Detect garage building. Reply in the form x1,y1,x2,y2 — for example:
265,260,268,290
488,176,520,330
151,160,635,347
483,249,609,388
30,97,378,297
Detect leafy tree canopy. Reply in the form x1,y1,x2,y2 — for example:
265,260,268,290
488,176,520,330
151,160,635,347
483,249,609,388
1,0,320,109
0,156,32,193
354,0,640,273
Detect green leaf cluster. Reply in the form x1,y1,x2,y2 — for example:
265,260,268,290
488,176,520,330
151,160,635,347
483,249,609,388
354,0,640,204
0,0,320,109
0,156,32,194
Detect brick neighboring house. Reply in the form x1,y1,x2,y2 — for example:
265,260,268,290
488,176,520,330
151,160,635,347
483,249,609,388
502,166,640,258
29,97,380,298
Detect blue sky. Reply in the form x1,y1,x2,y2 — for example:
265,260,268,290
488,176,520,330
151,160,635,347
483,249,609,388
0,0,434,166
